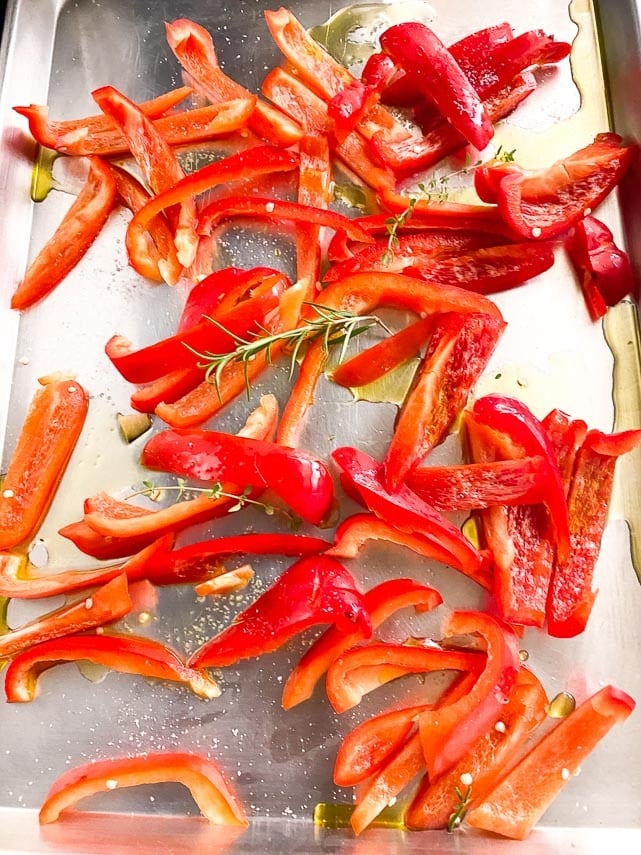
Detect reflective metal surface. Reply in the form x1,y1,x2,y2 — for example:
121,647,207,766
1,0,641,851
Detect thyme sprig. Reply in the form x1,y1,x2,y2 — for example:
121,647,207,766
447,784,473,832
187,304,389,399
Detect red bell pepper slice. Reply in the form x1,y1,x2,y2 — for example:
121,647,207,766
379,23,494,151
144,533,331,586
39,752,247,827
13,85,193,150
297,133,332,291
178,266,255,332
326,641,483,714
385,311,505,489
407,456,548,511
57,519,162,560
474,133,634,239
0,376,88,549
406,669,548,830
261,66,395,194
5,631,220,703
126,146,299,287
332,446,485,577
466,685,635,840
141,430,334,527
197,196,374,245
327,80,380,142
541,408,588,492
187,555,371,669
405,241,556,295
0,574,132,661
566,215,634,319
11,157,116,309
165,18,301,147
281,578,442,710
418,610,521,780
547,427,641,637
0,533,172,599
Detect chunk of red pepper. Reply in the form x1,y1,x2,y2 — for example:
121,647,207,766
296,133,333,292
188,555,371,669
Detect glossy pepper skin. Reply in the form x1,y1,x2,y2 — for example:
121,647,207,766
39,752,248,826
188,555,371,669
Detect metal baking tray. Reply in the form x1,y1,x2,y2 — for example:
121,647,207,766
1,0,641,851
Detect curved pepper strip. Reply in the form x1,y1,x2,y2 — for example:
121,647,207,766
326,641,484,714
281,578,442,710
327,80,380,143
332,446,486,578
0,376,88,549
126,146,299,286
406,669,548,830
13,86,193,151
0,574,132,661
141,430,334,527
474,133,634,239
11,157,117,309
296,133,333,292
39,752,247,827
466,685,635,840
58,519,162,561
418,610,521,781
165,17,302,147
5,632,220,703
188,555,371,669
384,311,506,490
381,189,516,237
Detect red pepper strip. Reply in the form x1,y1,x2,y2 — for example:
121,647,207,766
297,134,332,293
331,317,434,389
126,145,299,282
143,533,331,586
380,23,493,151
197,196,374,245
326,641,483,714
546,428,641,637
0,376,88,549
0,534,172,599
142,430,334,527
466,685,635,840
418,610,521,780
380,188,515,236
475,133,634,239
154,279,306,428
264,7,408,146
57,520,159,560
372,71,536,176
332,447,485,577
406,670,548,830
473,395,571,561
326,513,492,589
541,408,588,493
13,86,193,150
165,18,301,147
93,85,198,271
566,215,634,319
39,752,247,827
406,241,556,295
276,270,503,447
0,574,132,661
324,231,504,283
106,270,289,383
261,67,395,194
385,312,506,490
281,578,442,710
5,631,221,703
188,555,371,669
327,81,380,143
407,456,548,511
11,157,116,309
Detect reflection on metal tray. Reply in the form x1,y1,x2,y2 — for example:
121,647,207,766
1,0,641,851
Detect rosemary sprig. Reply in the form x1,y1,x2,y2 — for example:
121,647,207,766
447,784,473,832
130,478,300,528
186,304,388,399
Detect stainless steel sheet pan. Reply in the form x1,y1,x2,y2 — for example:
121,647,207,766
1,0,641,851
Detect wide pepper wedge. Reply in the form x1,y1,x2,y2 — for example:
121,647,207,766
466,685,635,840
0,376,88,550
188,555,370,669
5,632,220,703
39,752,248,826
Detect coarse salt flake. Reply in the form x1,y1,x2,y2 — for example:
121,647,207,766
531,227,542,238
85,598,93,609
584,208,592,216
2,489,14,499
561,767,571,780
460,772,473,787
105,779,118,789
265,202,275,213
494,720,506,733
